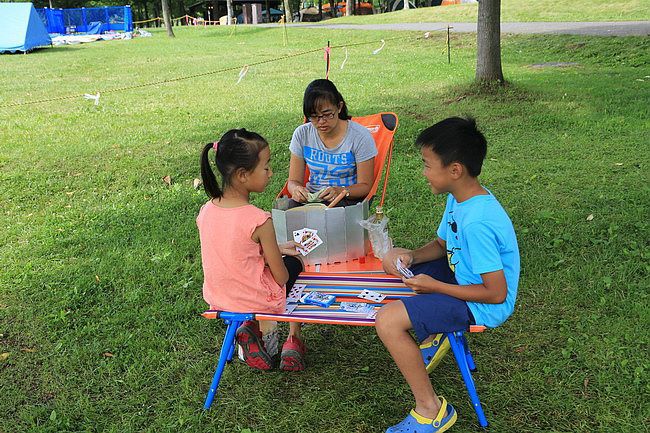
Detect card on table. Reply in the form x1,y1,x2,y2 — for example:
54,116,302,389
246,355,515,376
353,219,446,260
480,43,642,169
287,283,306,303
339,302,374,314
284,303,298,314
357,289,386,303
301,291,336,308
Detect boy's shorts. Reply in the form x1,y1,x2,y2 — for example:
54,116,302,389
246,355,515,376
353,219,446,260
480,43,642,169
401,258,475,342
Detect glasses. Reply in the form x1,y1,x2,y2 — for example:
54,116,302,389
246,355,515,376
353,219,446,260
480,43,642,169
309,112,337,123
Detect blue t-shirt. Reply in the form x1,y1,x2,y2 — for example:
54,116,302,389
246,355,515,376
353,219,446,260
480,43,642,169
289,121,377,192
436,191,520,328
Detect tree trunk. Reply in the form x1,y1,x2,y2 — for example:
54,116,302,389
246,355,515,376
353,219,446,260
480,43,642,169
283,0,292,22
475,0,504,84
403,0,409,10
226,0,234,24
346,0,352,16
161,0,175,36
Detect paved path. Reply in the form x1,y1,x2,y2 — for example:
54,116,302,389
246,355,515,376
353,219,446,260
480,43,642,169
274,21,650,36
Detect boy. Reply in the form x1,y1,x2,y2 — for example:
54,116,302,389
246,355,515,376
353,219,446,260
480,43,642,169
376,117,520,433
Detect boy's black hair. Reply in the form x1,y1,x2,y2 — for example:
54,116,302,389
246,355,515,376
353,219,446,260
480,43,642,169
416,117,487,177
199,128,268,199
302,79,351,120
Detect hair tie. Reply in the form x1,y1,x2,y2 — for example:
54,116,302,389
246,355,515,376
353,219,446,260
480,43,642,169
213,141,219,151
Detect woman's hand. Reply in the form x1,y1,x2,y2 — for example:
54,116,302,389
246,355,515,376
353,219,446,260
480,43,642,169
291,186,310,203
382,248,413,277
279,241,302,256
319,186,347,202
402,274,439,294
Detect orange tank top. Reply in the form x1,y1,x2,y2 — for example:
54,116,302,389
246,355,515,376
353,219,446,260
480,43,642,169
197,202,285,313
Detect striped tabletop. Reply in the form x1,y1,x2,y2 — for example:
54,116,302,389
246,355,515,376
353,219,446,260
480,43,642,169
202,272,485,332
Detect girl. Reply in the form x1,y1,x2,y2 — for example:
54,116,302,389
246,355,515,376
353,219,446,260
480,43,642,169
287,79,377,207
197,128,307,371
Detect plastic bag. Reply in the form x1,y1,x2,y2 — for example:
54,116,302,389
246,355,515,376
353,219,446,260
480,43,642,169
359,206,393,260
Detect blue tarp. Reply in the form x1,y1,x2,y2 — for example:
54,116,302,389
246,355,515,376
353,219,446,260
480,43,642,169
0,3,51,53
36,6,133,34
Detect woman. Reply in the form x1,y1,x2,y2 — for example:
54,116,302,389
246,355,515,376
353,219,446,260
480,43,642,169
287,79,376,207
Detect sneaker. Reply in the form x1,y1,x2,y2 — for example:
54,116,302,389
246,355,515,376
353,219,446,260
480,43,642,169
235,320,273,371
279,335,306,371
386,397,457,433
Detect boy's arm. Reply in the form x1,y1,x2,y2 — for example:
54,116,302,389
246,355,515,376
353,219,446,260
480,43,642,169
404,269,508,304
411,237,447,265
383,238,447,276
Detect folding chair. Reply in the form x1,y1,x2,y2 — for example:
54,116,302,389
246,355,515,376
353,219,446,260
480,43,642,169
202,272,490,428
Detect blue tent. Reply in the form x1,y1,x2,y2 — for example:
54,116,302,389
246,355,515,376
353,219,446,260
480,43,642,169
0,3,51,53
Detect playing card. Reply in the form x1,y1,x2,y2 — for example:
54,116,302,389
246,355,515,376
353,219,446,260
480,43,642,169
284,303,298,314
396,257,414,279
287,284,306,303
301,291,336,307
340,302,374,314
293,229,304,243
293,228,323,256
357,289,386,303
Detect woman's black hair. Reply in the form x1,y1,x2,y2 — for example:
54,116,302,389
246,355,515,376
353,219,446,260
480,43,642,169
200,128,269,199
302,79,350,120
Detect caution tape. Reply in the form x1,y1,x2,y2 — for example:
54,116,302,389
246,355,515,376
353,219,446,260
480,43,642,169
133,17,162,24
0,31,447,109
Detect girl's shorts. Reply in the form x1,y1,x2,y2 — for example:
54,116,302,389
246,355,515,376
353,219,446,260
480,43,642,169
400,258,475,342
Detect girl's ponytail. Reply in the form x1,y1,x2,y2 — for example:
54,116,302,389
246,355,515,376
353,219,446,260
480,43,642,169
200,142,222,199
199,129,268,200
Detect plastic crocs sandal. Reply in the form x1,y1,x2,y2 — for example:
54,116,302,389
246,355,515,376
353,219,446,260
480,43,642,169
385,397,457,433
279,335,307,372
420,333,450,373
235,320,273,371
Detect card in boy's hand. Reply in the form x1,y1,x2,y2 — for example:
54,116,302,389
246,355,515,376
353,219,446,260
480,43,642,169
357,289,386,303
396,257,414,279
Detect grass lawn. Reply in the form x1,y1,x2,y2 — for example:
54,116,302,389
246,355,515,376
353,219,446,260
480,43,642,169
1,26,649,433
327,0,650,24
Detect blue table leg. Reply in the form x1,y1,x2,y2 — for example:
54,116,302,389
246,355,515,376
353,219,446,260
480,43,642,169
447,331,489,428
461,333,477,372
203,319,242,410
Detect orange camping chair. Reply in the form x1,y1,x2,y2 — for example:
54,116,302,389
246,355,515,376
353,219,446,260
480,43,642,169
277,112,398,272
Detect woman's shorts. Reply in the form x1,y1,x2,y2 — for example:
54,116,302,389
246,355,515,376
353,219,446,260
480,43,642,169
401,258,475,342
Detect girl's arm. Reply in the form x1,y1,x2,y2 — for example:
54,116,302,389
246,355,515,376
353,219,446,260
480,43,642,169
253,219,289,286
319,157,375,201
404,269,508,304
287,154,309,202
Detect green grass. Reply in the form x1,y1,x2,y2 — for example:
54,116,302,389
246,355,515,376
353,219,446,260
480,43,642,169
1,26,649,432
327,0,650,23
